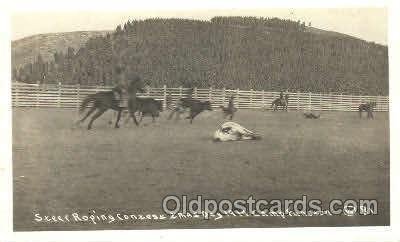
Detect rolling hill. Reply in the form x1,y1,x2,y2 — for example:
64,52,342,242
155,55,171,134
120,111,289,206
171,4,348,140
12,30,110,69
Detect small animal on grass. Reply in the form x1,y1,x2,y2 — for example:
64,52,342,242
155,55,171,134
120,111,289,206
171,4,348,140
213,122,261,142
220,96,237,120
358,102,377,119
303,112,320,119
168,98,212,123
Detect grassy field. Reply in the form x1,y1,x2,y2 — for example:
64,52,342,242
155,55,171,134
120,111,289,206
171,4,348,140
12,108,389,231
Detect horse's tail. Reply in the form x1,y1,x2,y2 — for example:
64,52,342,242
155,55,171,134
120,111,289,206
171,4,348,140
79,94,96,113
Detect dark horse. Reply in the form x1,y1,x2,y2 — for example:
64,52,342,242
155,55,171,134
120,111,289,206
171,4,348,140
359,102,376,119
168,98,212,123
271,94,289,111
78,77,143,129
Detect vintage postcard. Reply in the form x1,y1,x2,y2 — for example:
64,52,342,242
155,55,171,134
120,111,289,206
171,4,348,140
2,1,396,240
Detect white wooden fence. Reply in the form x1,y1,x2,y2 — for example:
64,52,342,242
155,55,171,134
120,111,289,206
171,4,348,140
11,82,389,112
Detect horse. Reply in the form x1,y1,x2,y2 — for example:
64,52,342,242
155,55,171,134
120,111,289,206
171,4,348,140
271,94,289,111
220,96,237,120
78,76,143,130
359,102,376,119
167,98,212,123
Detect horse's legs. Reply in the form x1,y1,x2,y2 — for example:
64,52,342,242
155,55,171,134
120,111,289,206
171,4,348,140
152,114,156,123
79,106,96,123
139,112,144,123
167,109,176,120
359,110,362,119
229,112,234,120
175,110,181,121
114,109,122,128
87,108,107,130
123,111,131,124
129,111,139,126
187,110,200,124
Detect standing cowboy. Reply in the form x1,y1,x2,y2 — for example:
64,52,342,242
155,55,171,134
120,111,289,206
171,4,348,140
283,90,289,111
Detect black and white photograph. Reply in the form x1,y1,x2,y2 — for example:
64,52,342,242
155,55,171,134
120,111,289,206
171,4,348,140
2,1,398,239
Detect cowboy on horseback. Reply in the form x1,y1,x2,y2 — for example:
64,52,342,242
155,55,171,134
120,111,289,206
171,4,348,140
112,66,130,106
271,90,289,111
78,66,143,129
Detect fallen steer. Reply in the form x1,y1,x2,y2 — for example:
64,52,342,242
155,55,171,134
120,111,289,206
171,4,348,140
213,122,261,141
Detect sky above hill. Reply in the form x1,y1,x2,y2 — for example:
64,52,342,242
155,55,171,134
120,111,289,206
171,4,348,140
12,8,387,44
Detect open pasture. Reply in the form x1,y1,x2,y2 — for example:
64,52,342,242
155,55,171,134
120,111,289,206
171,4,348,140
12,108,389,230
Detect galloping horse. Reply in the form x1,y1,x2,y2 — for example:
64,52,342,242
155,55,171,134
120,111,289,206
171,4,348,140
78,74,143,130
271,94,289,111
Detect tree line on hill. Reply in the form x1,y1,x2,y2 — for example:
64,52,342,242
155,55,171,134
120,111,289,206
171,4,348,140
13,16,388,95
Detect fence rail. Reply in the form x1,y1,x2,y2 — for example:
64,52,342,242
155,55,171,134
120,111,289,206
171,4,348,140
11,83,389,112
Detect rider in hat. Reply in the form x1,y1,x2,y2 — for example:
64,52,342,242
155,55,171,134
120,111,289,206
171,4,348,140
113,66,127,103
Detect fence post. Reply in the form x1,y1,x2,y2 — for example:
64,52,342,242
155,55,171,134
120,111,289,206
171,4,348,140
340,93,343,112
36,84,40,107
222,87,226,106
76,84,80,111
296,92,300,111
194,87,198,99
262,90,265,108
179,86,183,98
349,95,352,111
250,89,253,109
319,93,322,111
236,88,240,109
146,86,151,96
209,86,212,101
308,92,312,111
14,83,19,107
57,82,61,108
163,85,167,110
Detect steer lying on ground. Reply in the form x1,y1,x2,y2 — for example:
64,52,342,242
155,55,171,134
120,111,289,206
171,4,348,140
213,122,261,141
